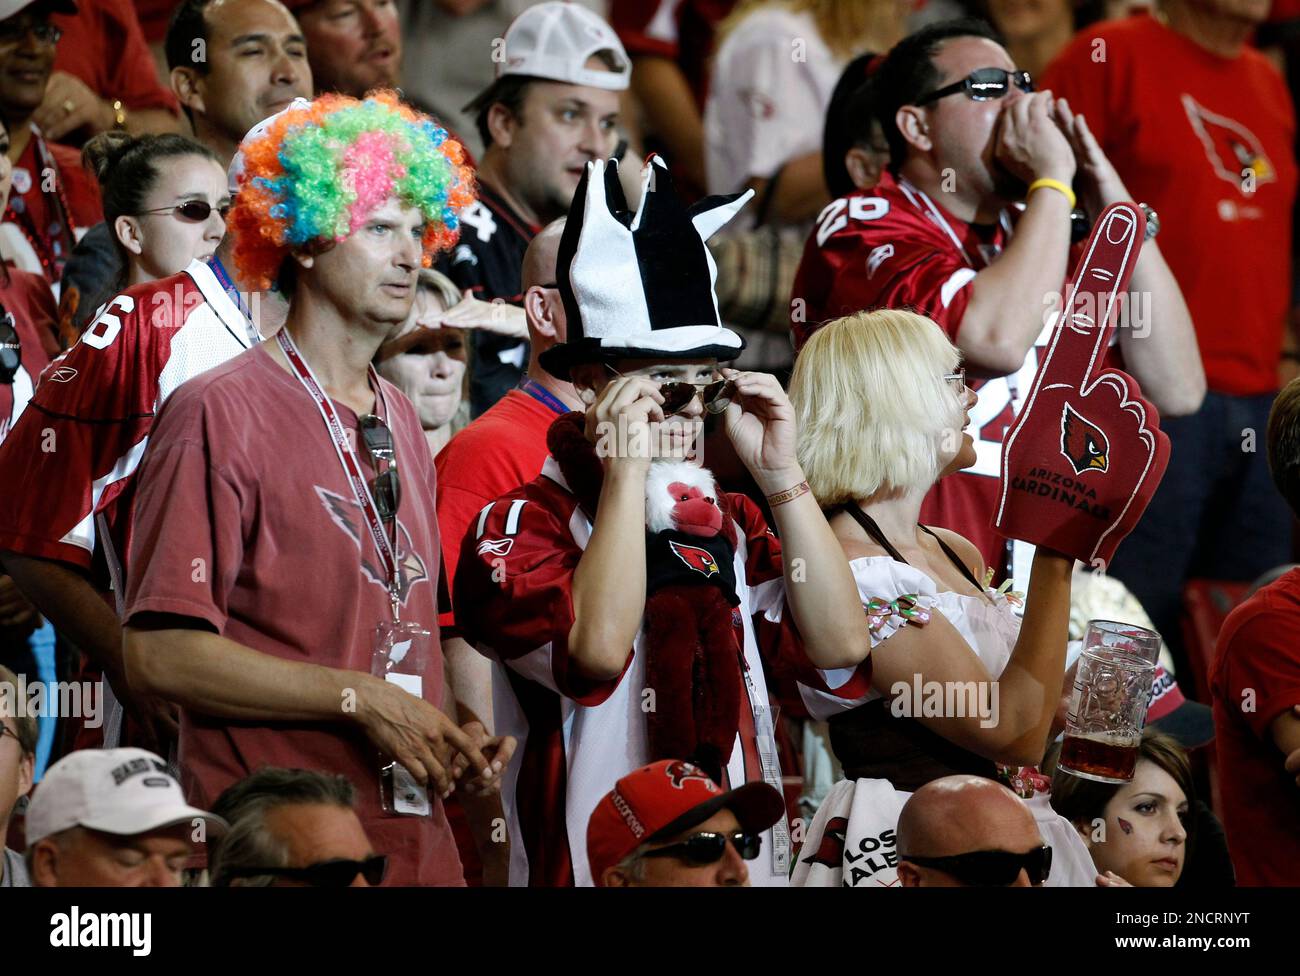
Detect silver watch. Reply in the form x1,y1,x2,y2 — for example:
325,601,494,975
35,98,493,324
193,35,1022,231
1137,202,1159,241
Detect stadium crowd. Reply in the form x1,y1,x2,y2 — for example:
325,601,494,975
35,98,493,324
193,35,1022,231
0,0,1298,889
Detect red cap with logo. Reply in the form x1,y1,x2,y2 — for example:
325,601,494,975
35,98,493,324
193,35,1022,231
586,759,785,886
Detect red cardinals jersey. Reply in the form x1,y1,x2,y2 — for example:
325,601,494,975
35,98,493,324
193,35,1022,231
0,260,258,589
791,172,1113,576
794,172,1025,572
454,456,800,887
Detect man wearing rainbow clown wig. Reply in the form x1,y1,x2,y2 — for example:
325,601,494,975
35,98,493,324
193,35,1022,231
122,92,511,886
453,155,868,887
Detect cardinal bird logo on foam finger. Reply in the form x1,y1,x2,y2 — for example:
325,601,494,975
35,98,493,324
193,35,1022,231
994,203,1171,567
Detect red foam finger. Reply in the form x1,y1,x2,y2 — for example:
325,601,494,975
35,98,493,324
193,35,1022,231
993,203,1170,568
1034,204,1144,395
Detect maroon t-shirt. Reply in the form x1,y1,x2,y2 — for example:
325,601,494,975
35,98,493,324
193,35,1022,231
124,343,463,886
1211,568,1300,886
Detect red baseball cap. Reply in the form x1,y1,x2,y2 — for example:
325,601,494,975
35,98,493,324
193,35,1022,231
586,760,785,886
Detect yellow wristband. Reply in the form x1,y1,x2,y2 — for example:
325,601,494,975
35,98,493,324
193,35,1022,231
1027,177,1075,210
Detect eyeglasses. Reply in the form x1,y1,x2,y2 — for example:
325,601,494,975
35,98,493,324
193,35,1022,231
137,200,230,223
222,854,388,887
358,413,400,525
944,368,967,396
0,311,20,385
0,17,62,46
639,830,763,866
604,365,736,417
901,844,1053,886
917,67,1034,106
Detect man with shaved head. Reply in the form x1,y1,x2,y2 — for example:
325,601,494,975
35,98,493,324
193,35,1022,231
432,217,579,885
895,775,1053,888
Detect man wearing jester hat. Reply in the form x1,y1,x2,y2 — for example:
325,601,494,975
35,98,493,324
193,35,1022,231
454,154,867,887
121,92,510,886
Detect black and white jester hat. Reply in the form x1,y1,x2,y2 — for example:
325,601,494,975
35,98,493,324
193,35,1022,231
538,154,753,381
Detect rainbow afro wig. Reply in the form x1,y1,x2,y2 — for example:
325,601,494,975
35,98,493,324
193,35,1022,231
229,90,475,291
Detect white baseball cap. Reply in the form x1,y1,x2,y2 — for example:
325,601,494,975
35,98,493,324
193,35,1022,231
25,748,227,847
465,2,629,112
0,0,78,18
227,96,314,195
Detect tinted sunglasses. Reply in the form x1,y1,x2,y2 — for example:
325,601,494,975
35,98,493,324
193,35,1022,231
944,368,967,395
222,854,388,887
0,312,18,384
359,413,400,524
640,830,763,866
605,365,736,417
901,844,1052,886
137,200,231,223
917,67,1034,106
0,17,61,45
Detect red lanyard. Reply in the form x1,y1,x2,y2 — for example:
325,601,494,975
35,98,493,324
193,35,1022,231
276,329,403,621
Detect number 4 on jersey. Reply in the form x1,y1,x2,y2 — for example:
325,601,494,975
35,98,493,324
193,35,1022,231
460,201,498,244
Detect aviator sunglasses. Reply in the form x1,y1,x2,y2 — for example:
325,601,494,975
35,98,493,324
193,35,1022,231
605,364,736,417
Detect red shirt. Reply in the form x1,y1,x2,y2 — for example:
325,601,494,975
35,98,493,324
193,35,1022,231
0,267,59,445
2,131,103,284
123,344,462,886
434,387,564,631
1210,568,1300,886
1042,14,1297,396
132,0,177,43
54,0,180,117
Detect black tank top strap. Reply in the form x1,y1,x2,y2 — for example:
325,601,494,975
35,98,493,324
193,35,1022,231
838,504,908,563
919,525,988,597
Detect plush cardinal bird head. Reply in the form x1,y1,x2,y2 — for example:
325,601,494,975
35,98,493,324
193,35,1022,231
1061,403,1110,475
646,462,723,537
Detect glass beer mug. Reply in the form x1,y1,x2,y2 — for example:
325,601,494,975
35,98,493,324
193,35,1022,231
1059,619,1161,783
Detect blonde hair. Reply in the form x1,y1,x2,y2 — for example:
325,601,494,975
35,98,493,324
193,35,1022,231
718,0,907,60
790,309,962,504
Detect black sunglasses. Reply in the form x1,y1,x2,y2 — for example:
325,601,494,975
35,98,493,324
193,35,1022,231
222,854,388,887
640,830,762,866
137,200,231,223
359,413,401,524
0,311,20,385
917,67,1034,106
901,844,1052,886
605,365,736,417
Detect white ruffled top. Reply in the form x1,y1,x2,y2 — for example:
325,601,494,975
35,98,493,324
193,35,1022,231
788,556,1101,886
799,556,1022,721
